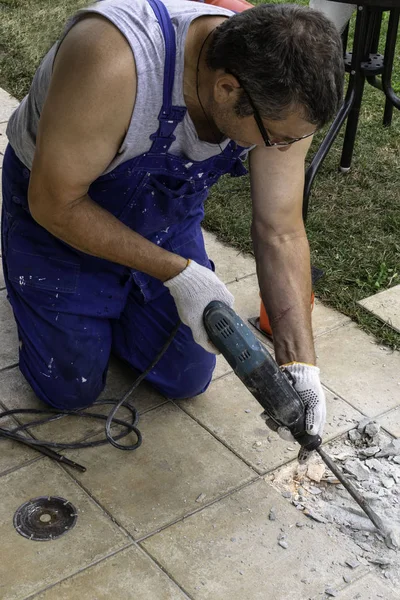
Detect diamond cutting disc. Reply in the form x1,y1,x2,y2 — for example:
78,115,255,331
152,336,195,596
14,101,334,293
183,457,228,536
13,496,78,541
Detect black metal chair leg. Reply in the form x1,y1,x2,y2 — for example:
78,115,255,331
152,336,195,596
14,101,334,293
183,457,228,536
383,98,394,127
382,8,400,111
339,6,370,173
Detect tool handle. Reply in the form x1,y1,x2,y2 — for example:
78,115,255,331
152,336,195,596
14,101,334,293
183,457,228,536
204,301,321,451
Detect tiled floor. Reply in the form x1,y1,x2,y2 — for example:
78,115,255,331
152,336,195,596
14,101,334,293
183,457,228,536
1,87,399,599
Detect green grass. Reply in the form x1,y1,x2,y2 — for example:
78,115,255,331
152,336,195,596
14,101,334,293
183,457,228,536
0,0,399,349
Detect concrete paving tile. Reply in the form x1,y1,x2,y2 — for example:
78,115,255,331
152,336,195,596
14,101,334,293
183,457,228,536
0,459,129,600
65,402,256,539
0,89,18,123
378,406,400,438
359,284,400,334
313,297,351,337
33,546,188,600
213,354,232,380
178,372,362,474
0,414,38,476
142,478,361,600
0,289,19,370
0,358,165,445
0,121,8,155
331,572,400,600
315,323,400,417
202,229,256,284
0,261,4,289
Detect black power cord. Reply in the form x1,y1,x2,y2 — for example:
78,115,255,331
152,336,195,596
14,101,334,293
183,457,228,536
0,321,181,472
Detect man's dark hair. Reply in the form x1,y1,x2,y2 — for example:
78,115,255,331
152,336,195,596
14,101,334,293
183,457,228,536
206,3,344,127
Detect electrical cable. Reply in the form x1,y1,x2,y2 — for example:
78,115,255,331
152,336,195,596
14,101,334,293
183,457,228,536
0,321,181,472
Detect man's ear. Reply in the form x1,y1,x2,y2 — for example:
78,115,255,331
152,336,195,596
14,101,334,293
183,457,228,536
214,72,241,105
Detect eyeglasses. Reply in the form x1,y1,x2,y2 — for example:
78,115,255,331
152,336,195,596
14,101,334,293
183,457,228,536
232,73,316,148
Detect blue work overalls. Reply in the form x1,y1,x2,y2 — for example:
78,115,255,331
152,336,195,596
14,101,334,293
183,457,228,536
1,0,247,409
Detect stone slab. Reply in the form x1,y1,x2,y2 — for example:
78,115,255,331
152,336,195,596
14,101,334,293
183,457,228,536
65,402,256,539
0,359,166,445
0,459,129,600
202,229,256,284
178,371,362,474
315,323,400,417
313,297,351,337
330,572,400,600
142,478,361,600
33,546,188,600
0,414,38,476
378,406,400,438
0,289,19,370
0,88,18,123
359,285,400,334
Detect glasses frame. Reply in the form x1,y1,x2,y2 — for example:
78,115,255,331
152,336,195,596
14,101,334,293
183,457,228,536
231,73,316,148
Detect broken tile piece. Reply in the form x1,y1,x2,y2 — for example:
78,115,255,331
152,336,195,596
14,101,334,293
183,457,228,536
343,460,370,481
307,463,326,483
358,285,400,334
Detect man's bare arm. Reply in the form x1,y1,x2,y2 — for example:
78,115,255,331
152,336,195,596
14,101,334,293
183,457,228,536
28,15,186,281
249,138,315,365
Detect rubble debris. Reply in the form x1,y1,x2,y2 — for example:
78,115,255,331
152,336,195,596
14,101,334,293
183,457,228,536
325,587,338,597
343,575,352,583
376,439,400,458
195,493,206,503
345,558,360,569
343,460,370,481
365,422,381,437
367,556,392,567
278,540,288,549
359,446,380,458
357,417,371,432
303,508,328,524
281,491,291,499
268,508,276,521
307,463,326,483
364,458,383,472
348,429,363,445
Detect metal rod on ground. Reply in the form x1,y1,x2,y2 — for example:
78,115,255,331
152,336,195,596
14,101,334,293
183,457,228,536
0,428,86,473
317,447,387,534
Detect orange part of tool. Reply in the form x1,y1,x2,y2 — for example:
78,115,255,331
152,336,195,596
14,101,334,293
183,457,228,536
260,294,315,337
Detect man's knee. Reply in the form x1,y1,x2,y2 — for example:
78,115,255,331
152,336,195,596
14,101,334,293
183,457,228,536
152,350,216,400
20,353,107,410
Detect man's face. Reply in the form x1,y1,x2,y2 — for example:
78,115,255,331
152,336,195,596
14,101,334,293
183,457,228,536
216,105,316,151
209,73,316,150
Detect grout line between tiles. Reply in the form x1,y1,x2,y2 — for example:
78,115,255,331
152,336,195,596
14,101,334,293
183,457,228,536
224,270,257,286
0,361,19,374
23,543,135,600
136,476,261,544
172,399,265,474
134,544,195,600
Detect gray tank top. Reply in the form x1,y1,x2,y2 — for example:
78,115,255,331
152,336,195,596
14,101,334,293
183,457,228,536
7,0,245,174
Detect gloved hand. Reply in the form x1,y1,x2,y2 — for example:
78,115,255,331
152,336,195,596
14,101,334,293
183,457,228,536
164,259,234,354
265,362,326,462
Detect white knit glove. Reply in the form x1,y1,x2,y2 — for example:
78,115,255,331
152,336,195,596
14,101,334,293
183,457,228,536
269,362,326,461
164,260,234,354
